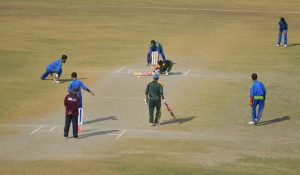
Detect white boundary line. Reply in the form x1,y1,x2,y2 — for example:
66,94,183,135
29,125,43,135
10,3,300,14
116,66,127,73
184,69,191,76
115,129,127,140
127,69,132,73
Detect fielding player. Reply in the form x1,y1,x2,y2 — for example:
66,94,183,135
277,17,288,47
40,55,67,83
156,60,174,76
249,73,266,125
146,40,166,66
64,88,80,138
68,72,94,131
145,73,166,126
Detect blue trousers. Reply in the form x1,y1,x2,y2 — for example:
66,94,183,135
252,99,264,122
147,48,166,64
277,31,288,45
41,69,62,80
77,94,83,108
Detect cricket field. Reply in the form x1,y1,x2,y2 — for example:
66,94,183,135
0,0,300,175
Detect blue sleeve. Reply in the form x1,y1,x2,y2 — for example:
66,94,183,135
80,81,88,91
262,83,266,96
250,84,254,97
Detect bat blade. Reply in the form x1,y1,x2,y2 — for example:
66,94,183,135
165,103,175,119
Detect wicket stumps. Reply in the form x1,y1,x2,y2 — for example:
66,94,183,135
78,108,83,132
151,51,159,70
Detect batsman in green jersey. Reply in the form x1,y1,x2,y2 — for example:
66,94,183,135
145,73,166,126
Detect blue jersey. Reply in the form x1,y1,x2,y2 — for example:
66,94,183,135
47,59,62,73
250,81,266,99
279,21,288,32
68,79,88,97
149,42,163,51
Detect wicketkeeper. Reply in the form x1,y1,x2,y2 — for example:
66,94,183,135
146,40,166,66
156,60,173,76
68,72,94,131
145,73,166,126
41,55,67,83
249,73,266,125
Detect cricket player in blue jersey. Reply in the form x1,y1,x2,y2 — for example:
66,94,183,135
249,73,266,125
68,72,94,131
41,55,67,83
277,17,288,48
146,40,166,66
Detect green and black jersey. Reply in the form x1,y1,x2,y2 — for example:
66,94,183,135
145,80,163,102
159,60,173,72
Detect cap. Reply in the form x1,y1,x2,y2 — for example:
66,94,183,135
153,73,159,80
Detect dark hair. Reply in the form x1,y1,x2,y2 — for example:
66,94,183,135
61,55,67,60
251,73,257,80
71,72,77,78
151,40,156,45
280,17,286,23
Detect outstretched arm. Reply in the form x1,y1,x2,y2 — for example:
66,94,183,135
80,82,94,96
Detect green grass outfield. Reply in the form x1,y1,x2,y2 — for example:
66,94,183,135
0,0,300,174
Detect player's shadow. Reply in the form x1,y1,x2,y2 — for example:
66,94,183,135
256,116,290,126
168,72,182,76
288,43,300,47
43,77,87,83
59,78,88,83
78,129,119,139
83,116,118,125
160,116,195,125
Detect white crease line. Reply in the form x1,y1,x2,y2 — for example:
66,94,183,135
2,124,187,135
29,125,43,135
115,129,127,140
184,69,191,76
127,69,132,73
48,126,58,132
116,66,127,73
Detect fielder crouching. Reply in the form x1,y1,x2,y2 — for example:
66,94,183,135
156,60,173,76
41,55,67,83
64,88,80,138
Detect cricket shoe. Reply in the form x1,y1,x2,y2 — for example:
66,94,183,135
53,80,60,84
149,123,154,126
165,72,169,76
248,121,255,125
276,44,280,47
284,44,287,48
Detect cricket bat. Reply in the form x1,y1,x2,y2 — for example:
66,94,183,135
165,103,175,119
